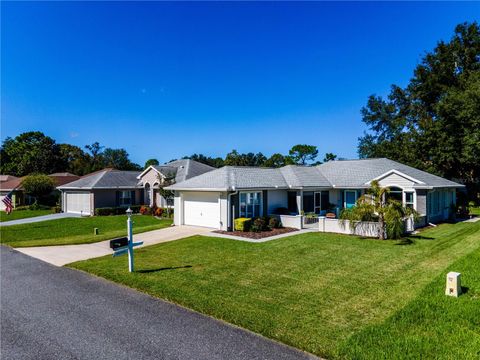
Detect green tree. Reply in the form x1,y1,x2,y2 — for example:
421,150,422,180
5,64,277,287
157,171,175,216
183,154,224,168
21,174,55,204
103,148,141,170
323,153,337,162
84,142,105,172
0,132,62,176
144,158,159,168
288,144,318,165
340,180,418,240
358,22,480,200
263,153,294,167
58,144,90,175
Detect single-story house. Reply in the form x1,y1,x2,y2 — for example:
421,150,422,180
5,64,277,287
0,173,80,211
58,159,215,215
166,158,465,231
57,169,144,215
137,159,215,207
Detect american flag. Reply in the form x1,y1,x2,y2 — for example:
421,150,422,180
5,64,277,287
2,190,14,214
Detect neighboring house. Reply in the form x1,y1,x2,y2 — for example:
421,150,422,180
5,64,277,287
166,158,464,230
57,169,143,215
137,159,215,207
0,175,22,211
58,160,215,215
0,173,80,211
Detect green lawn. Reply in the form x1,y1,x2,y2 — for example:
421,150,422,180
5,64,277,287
69,221,480,359
0,209,54,222
0,215,172,247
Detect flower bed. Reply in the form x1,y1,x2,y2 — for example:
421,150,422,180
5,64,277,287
214,227,298,239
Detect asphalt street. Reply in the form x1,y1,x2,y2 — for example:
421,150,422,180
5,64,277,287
0,246,316,360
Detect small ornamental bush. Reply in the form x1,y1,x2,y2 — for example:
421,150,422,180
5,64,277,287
268,217,281,229
140,206,151,215
251,217,267,232
234,218,252,232
95,207,116,216
154,207,164,217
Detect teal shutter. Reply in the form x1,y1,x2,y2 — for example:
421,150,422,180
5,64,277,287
115,191,120,206
131,190,135,205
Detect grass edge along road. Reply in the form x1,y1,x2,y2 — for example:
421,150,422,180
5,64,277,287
69,220,480,359
0,215,172,247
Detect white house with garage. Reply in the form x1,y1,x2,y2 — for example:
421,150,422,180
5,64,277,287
166,158,464,231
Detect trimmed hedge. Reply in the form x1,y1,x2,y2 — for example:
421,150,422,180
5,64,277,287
95,205,141,216
234,218,252,232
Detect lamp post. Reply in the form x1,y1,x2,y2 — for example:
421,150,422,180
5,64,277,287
126,207,134,272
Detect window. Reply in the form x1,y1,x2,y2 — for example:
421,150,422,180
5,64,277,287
387,187,403,202
287,191,297,213
405,191,414,209
240,192,261,218
119,191,132,206
344,190,357,209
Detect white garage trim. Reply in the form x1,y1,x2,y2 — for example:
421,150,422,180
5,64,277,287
65,191,92,216
182,192,220,229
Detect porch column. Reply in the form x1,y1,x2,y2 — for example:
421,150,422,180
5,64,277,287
296,190,303,214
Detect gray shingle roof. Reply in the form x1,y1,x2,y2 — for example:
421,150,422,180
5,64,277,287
153,159,215,183
167,166,331,191
57,169,142,189
167,158,463,191
317,158,462,188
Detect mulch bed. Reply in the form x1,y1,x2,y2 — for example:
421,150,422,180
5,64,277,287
214,227,298,239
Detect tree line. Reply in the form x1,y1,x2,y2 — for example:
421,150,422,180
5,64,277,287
0,131,337,177
358,22,480,201
0,131,141,176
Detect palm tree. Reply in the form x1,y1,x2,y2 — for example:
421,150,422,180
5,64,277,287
340,180,419,240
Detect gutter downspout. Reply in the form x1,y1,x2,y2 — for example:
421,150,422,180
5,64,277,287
227,187,238,231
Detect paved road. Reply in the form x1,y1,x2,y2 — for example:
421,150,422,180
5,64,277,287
0,212,81,227
1,246,316,360
15,225,212,266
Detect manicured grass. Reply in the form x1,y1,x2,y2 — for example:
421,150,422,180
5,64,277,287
0,215,172,247
0,209,54,222
338,246,480,359
69,221,480,359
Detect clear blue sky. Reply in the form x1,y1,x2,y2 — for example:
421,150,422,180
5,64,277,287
1,1,478,165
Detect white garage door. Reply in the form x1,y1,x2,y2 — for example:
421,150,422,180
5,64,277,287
183,192,220,228
66,192,91,215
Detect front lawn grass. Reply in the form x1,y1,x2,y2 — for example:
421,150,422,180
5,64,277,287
0,215,172,247
338,246,480,359
0,209,54,222
69,221,480,359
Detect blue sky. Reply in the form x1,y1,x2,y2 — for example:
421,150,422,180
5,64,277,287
1,2,478,165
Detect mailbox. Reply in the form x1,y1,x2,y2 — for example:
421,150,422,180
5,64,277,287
445,272,461,297
110,237,129,250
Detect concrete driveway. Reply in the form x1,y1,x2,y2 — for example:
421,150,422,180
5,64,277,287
15,225,212,266
0,212,81,227
1,246,316,360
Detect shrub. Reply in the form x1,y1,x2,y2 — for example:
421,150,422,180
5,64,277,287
251,217,268,232
154,207,164,217
28,202,52,210
268,217,281,229
95,207,116,216
140,206,151,215
234,218,252,232
95,206,141,216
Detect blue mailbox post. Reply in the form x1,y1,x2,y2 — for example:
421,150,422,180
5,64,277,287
112,207,143,272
